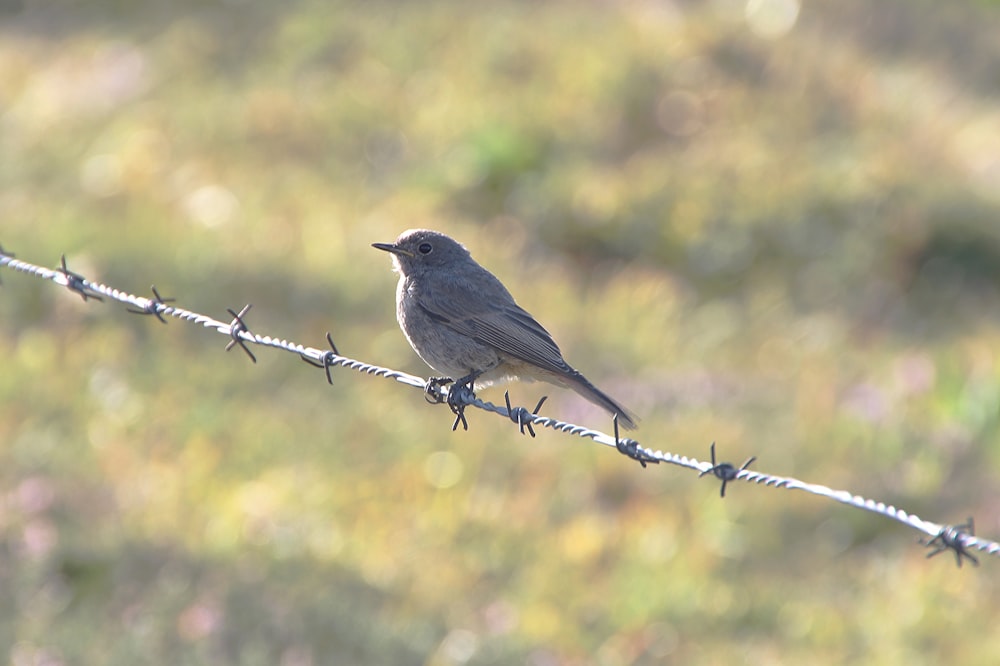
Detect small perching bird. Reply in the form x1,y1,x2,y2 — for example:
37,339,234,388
373,229,637,429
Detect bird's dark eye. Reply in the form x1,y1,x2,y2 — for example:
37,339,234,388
418,242,433,255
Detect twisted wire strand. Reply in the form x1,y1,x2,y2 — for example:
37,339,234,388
2,249,996,563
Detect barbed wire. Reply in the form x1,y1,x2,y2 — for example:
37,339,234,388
1,247,995,567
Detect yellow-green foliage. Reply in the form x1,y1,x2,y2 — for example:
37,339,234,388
2,0,1000,663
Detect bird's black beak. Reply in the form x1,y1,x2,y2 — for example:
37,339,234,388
372,242,414,258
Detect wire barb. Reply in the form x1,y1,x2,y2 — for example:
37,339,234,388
126,285,176,323
225,304,257,363
504,391,548,437
438,370,483,432
301,332,341,384
698,442,757,498
921,518,980,568
612,414,658,468
445,373,477,432
57,255,103,302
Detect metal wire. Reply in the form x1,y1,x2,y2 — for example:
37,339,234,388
1,248,995,566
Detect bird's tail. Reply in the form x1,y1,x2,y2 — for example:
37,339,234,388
564,371,639,430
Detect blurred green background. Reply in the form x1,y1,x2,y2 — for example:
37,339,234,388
2,0,1000,663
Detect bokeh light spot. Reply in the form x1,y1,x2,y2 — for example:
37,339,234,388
423,450,464,489
745,0,800,38
182,184,238,228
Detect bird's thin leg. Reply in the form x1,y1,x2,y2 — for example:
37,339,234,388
453,370,482,391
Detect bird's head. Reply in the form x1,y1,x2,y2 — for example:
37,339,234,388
372,229,473,275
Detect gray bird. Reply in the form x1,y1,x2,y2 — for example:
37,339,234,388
373,229,638,429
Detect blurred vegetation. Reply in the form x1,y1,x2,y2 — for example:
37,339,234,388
2,0,1000,663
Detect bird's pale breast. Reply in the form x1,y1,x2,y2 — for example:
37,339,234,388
396,275,503,379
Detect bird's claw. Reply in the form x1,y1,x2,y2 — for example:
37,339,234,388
424,377,453,405
426,371,481,431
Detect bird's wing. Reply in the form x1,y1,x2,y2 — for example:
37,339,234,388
417,279,575,376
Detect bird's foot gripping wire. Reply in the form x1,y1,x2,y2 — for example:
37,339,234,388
424,377,453,404
421,372,479,431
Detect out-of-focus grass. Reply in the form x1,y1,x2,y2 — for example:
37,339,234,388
2,0,1000,664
